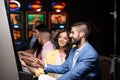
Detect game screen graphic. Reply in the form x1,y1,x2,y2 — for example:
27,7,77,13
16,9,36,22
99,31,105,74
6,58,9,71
26,12,46,29
27,14,44,25
50,14,66,24
10,13,21,28
12,29,22,45
49,12,67,29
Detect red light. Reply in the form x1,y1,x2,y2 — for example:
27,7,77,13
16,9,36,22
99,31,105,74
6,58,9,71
61,2,66,6
28,0,42,11
52,2,66,12
35,0,41,3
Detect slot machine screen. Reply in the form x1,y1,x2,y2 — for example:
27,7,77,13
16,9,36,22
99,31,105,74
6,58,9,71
13,29,22,45
26,11,46,29
10,12,22,29
49,12,68,29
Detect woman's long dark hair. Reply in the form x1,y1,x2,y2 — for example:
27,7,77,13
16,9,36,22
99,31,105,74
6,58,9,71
53,30,72,59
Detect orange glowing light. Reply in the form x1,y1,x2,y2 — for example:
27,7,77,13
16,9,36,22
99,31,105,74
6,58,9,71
31,4,42,9
10,3,18,8
52,2,66,12
53,5,64,9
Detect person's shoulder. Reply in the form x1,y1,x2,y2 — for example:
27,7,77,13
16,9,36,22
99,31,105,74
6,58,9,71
45,49,58,57
85,42,98,56
46,49,58,54
86,42,96,51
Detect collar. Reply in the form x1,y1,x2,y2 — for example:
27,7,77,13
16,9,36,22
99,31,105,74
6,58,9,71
76,42,88,52
42,41,52,49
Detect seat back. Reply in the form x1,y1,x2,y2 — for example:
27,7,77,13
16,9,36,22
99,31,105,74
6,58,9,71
98,55,112,80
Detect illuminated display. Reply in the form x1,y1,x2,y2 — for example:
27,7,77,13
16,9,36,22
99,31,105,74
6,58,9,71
49,12,68,29
27,14,44,25
13,30,21,40
28,0,42,11
9,0,21,12
52,2,66,12
10,12,22,28
26,11,46,29
12,29,22,45
51,14,66,24
10,13,20,24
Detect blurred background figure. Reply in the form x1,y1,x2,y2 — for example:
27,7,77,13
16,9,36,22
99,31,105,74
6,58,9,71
18,27,54,74
16,21,43,51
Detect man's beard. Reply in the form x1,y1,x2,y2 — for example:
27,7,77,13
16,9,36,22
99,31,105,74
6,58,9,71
72,38,81,46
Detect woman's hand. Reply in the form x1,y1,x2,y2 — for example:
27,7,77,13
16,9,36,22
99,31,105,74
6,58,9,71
30,57,45,69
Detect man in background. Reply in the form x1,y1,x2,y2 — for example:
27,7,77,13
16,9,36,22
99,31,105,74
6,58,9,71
16,21,43,51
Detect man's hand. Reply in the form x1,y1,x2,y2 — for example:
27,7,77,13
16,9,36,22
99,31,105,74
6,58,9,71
18,51,33,57
29,57,45,69
20,59,27,67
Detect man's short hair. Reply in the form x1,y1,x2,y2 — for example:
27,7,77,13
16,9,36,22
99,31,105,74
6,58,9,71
71,22,91,39
39,28,52,34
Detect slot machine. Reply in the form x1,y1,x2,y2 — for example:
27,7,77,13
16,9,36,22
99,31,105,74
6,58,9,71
0,0,34,80
26,11,46,39
10,11,23,45
9,0,23,46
